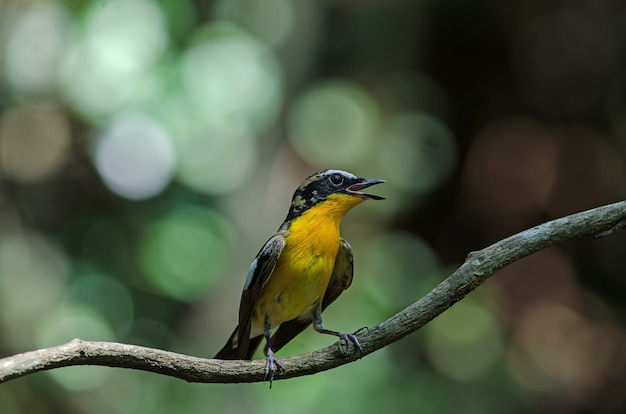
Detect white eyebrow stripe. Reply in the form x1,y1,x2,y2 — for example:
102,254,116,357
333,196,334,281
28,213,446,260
322,169,357,180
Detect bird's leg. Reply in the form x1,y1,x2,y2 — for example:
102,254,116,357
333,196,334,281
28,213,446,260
312,306,364,353
263,316,284,388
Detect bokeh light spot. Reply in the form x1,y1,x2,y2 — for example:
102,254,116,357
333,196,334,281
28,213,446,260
3,3,70,96
287,80,380,166
36,304,115,347
36,303,114,390
425,299,503,381
174,119,257,195
94,112,175,200
379,112,456,194
59,0,167,117
361,232,440,315
85,0,168,73
0,106,71,183
507,301,616,399
95,369,171,414
0,232,69,348
140,205,235,300
182,24,283,133
463,117,560,212
65,272,134,338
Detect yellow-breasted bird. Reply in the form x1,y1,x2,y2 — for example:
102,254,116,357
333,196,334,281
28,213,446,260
214,169,385,385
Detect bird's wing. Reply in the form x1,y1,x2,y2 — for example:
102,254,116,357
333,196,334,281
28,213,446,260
320,238,355,309
235,233,285,358
269,238,354,353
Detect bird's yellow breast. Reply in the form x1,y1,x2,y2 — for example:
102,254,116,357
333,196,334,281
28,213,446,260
251,194,362,331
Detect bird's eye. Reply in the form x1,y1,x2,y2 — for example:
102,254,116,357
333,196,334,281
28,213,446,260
329,173,344,186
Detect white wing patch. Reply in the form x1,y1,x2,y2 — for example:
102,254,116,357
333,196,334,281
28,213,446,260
243,258,258,290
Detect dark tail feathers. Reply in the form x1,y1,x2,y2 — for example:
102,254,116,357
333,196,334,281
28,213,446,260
214,326,263,360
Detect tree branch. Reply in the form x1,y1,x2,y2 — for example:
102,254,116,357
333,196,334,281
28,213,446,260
1,201,625,385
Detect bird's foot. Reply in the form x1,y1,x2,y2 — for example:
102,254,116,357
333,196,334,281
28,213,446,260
338,328,366,354
264,351,285,389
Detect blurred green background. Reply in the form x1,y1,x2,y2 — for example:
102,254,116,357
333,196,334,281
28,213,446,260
1,0,625,413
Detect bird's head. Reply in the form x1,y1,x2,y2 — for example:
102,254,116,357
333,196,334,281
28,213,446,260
285,169,385,222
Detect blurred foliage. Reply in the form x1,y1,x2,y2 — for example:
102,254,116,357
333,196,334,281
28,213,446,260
1,0,626,413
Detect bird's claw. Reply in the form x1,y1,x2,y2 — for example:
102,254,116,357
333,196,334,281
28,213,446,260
264,353,285,388
338,331,364,354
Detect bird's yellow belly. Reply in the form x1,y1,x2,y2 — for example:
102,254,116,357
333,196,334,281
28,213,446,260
252,250,335,330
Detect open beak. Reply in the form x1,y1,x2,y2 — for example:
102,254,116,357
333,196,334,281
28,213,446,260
347,178,386,200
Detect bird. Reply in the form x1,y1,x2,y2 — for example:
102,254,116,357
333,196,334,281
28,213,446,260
213,169,385,386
